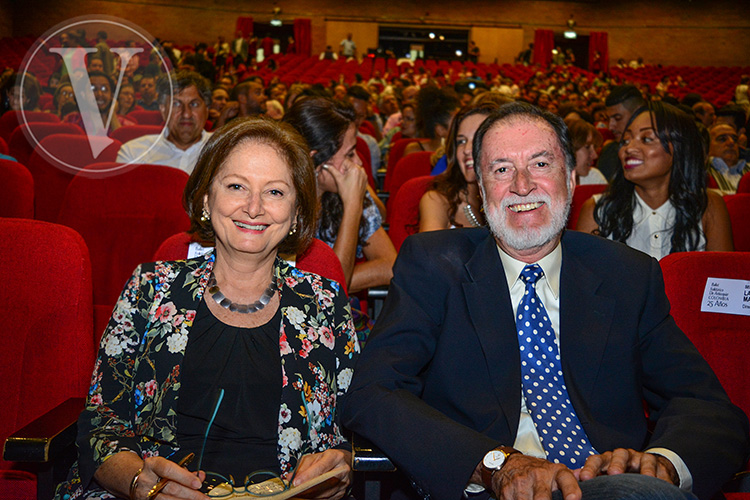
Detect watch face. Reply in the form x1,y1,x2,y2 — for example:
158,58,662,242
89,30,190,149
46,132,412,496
483,450,506,469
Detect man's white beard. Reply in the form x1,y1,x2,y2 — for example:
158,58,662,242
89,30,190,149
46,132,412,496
483,189,572,252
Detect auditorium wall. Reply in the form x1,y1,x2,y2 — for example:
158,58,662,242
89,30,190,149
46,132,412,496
5,0,749,68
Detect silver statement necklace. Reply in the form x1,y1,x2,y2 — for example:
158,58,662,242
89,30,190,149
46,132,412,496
463,204,482,228
207,273,278,314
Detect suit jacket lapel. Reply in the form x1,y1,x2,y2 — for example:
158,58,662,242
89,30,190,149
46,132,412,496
559,236,616,405
462,233,522,437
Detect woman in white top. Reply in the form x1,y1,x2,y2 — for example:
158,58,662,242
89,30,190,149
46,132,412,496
577,101,733,260
565,118,608,186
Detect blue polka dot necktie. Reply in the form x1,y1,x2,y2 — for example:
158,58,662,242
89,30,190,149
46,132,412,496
517,264,597,468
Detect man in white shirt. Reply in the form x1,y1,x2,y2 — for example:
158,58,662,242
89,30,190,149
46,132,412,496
707,122,749,193
117,70,212,174
341,102,748,500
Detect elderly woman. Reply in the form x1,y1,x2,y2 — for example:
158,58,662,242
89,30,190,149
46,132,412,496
55,117,358,500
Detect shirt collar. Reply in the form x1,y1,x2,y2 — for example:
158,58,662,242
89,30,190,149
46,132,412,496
164,129,209,152
711,156,747,175
633,190,673,224
497,241,562,299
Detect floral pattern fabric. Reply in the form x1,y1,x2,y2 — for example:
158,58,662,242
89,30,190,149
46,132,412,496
55,252,359,499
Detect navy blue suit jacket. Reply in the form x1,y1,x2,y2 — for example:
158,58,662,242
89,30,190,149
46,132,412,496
341,228,748,500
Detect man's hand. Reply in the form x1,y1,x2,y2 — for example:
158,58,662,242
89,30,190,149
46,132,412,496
575,449,678,486
473,454,582,500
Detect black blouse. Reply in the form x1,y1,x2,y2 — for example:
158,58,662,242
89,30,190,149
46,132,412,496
175,299,282,480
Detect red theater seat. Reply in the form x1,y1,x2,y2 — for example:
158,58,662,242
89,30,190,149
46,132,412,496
57,164,191,341
0,218,94,500
26,134,122,222
387,175,433,251
0,159,34,218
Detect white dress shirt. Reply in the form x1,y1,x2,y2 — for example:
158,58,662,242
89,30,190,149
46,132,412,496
116,130,212,175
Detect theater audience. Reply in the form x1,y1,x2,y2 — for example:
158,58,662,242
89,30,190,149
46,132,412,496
577,101,733,259
117,70,212,173
54,116,357,500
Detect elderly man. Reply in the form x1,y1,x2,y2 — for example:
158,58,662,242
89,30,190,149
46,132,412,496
117,70,211,174
597,85,646,181
707,122,749,193
341,102,748,500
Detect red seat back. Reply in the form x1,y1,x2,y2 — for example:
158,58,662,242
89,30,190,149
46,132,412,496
0,159,34,218
57,164,191,320
110,124,164,145
0,218,94,473
128,109,165,125
0,110,59,142
8,122,84,165
737,172,750,194
355,136,376,190
660,251,750,423
0,136,8,155
385,151,433,212
154,234,347,295
567,184,608,230
26,134,122,221
386,138,421,177
724,194,750,252
387,175,434,251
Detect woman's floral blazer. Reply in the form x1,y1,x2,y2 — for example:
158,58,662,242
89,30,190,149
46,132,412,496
55,252,359,499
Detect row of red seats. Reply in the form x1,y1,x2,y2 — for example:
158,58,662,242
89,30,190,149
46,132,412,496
0,109,165,143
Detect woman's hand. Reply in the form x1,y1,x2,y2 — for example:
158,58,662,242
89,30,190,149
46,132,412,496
290,449,352,500
94,451,206,500
323,160,367,209
134,456,207,500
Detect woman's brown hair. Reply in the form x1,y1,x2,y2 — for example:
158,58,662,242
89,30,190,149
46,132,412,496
183,116,319,255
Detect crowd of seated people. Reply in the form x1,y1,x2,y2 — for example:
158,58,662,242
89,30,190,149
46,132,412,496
2,27,750,500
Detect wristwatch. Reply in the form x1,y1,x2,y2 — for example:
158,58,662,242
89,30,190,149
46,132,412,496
480,446,520,488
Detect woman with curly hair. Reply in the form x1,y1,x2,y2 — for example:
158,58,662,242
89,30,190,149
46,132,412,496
577,101,733,259
419,102,500,231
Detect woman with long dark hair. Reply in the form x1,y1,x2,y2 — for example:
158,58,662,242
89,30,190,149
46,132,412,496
577,101,733,258
419,102,499,231
284,97,396,293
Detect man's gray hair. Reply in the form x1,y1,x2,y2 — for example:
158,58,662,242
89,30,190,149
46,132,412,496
157,70,212,107
472,101,576,181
